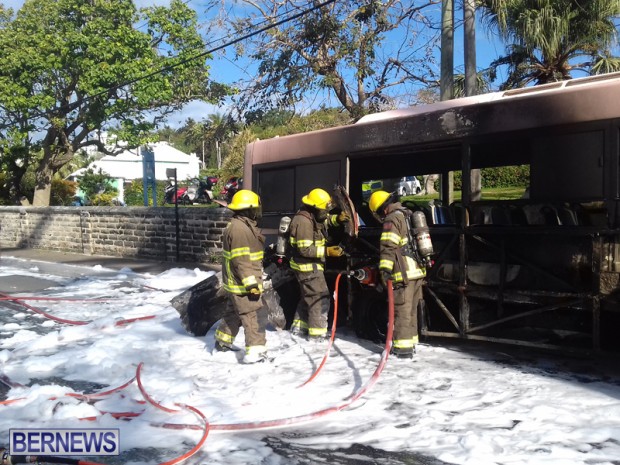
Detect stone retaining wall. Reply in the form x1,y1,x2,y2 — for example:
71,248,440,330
0,206,232,264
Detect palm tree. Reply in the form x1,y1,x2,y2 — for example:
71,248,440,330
479,0,620,89
205,113,239,169
183,119,209,167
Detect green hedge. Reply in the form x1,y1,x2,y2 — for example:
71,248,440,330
452,165,529,190
124,179,167,206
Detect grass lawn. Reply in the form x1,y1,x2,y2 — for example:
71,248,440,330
402,186,527,204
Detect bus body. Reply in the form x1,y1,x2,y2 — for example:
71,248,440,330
244,72,620,353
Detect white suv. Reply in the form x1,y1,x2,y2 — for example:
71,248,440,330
397,176,422,196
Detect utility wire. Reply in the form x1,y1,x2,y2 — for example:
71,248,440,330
77,0,338,112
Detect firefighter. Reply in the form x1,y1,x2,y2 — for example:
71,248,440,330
289,188,349,340
368,190,427,358
214,189,268,364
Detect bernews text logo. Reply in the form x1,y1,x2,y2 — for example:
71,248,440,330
10,429,120,456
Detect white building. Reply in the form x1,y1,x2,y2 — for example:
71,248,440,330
67,142,201,204
70,142,200,182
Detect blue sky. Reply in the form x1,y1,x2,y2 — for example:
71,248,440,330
1,0,509,127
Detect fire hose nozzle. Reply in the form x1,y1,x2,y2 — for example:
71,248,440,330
1,449,35,465
349,269,367,281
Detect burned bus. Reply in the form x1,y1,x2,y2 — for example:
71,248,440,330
243,72,620,353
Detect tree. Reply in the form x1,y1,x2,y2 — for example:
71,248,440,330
205,113,227,169
479,0,620,89
0,0,231,206
182,118,208,165
228,0,441,121
76,168,118,206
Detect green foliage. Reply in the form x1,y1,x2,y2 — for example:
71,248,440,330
252,108,352,140
77,168,118,205
451,166,529,190
90,192,119,206
0,172,9,205
124,179,167,206
479,0,620,88
231,0,439,120
481,165,530,188
164,107,355,192
50,179,78,206
0,0,232,206
218,128,257,185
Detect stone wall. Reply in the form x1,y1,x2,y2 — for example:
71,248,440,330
0,206,232,264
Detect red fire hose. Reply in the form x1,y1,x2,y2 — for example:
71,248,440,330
0,292,155,327
1,264,396,464
297,271,345,388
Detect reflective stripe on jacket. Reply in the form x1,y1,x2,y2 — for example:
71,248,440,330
289,207,328,273
379,203,426,283
222,215,265,295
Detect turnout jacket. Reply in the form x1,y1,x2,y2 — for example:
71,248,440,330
379,203,426,283
222,215,265,295
289,206,340,273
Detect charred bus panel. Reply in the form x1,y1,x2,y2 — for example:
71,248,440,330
245,72,620,353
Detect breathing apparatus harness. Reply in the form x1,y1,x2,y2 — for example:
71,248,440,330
400,208,434,269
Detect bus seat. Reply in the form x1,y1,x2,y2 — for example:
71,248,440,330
510,206,529,226
522,205,546,225
470,205,493,225
404,202,433,226
557,206,579,226
491,206,512,225
429,201,455,225
540,205,561,225
450,202,470,226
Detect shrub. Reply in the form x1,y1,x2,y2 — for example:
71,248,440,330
50,179,78,206
450,166,529,191
124,179,167,206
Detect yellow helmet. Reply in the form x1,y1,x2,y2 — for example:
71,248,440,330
302,188,332,210
369,190,391,213
228,189,260,210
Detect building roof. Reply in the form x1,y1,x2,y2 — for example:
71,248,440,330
68,142,201,181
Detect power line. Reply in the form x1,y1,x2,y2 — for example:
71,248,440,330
83,0,338,111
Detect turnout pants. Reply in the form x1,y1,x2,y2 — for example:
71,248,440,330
292,269,330,337
216,293,266,349
392,278,423,351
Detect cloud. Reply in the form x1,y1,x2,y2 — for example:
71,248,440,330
163,100,227,128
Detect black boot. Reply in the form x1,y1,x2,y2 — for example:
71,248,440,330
390,347,414,359
215,341,233,352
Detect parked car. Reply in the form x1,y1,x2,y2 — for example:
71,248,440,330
397,176,422,196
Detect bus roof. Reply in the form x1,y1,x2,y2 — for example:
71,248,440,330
244,71,620,179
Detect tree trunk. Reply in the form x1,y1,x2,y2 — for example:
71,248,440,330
202,139,205,168
424,175,439,194
440,0,454,102
464,0,481,202
32,143,61,207
440,0,454,205
216,140,221,169
32,164,54,206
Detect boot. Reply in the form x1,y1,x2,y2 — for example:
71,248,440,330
242,350,268,364
390,347,414,359
215,341,233,352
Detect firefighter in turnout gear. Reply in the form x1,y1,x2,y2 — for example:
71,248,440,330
215,189,268,364
369,190,428,358
289,188,349,340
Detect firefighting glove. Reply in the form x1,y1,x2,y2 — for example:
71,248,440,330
326,245,344,257
337,212,350,224
246,285,261,301
379,271,391,289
